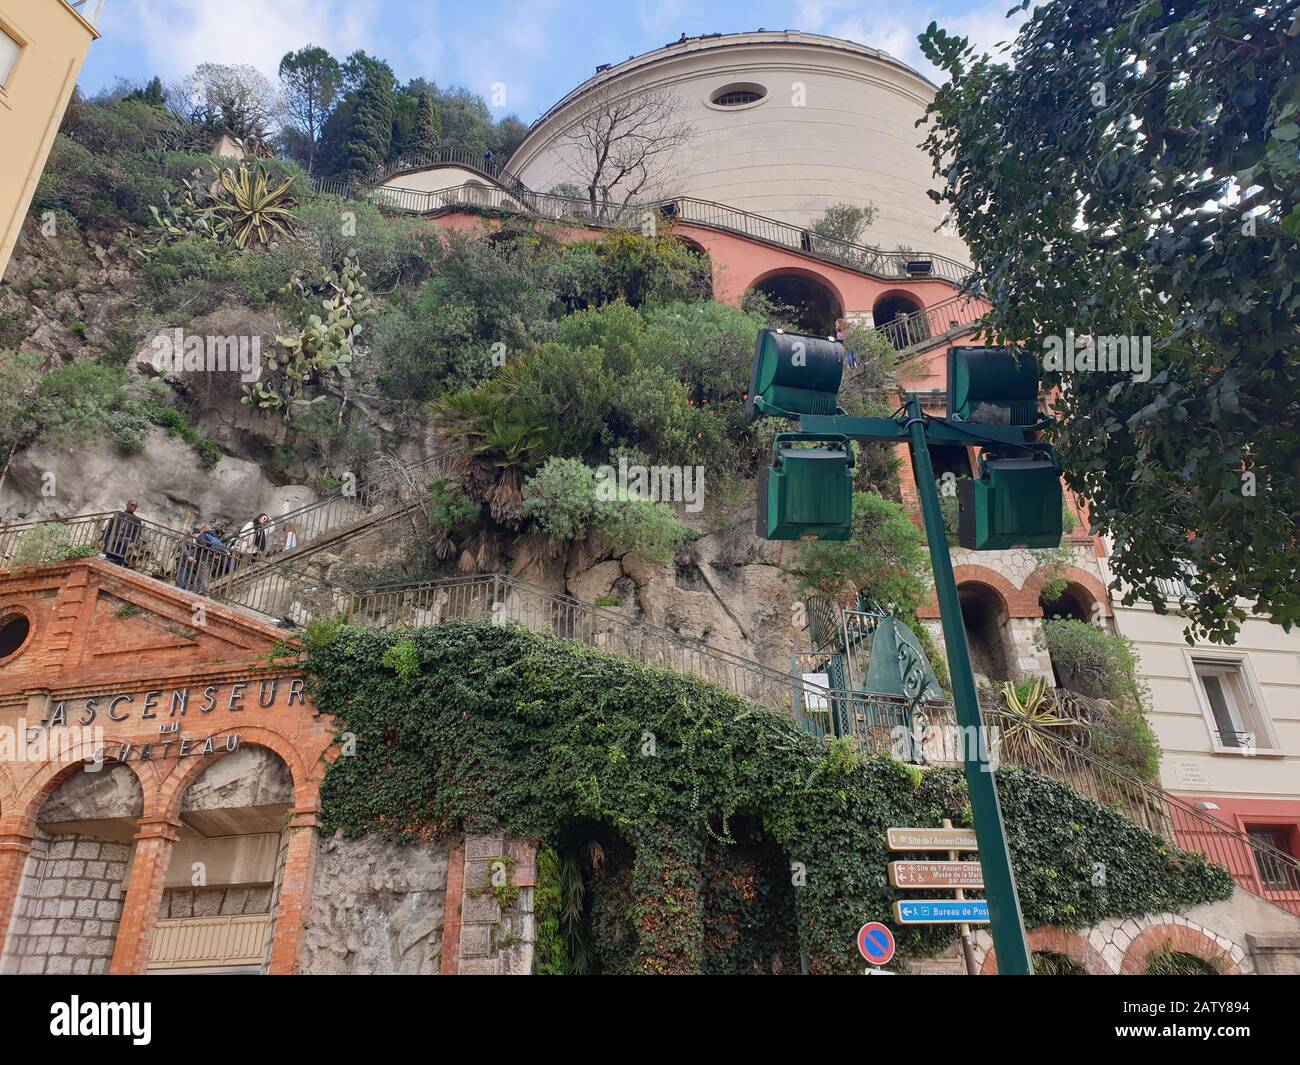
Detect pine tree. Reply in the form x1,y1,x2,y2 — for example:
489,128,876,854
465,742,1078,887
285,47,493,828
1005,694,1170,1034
411,93,442,157
342,70,394,179
141,76,166,107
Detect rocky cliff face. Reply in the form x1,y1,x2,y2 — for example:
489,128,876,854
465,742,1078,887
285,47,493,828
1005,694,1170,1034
0,428,318,532
2,223,810,670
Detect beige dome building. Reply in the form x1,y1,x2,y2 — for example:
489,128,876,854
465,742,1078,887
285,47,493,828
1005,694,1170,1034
509,30,966,264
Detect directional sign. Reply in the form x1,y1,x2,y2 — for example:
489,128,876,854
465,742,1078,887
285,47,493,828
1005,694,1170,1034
894,899,991,925
887,827,979,851
857,921,895,965
888,860,985,889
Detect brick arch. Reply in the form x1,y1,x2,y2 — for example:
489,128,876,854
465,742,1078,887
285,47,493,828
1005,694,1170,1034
12,747,155,825
0,759,16,816
871,285,926,315
673,233,710,258
151,725,320,821
1023,565,1111,619
952,566,1018,621
1120,923,1244,975
745,264,848,318
981,926,1112,975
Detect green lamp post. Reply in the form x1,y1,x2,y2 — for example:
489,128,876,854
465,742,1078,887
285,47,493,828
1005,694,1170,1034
749,329,1048,975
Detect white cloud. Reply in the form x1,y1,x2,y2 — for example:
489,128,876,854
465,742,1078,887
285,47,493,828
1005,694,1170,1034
119,0,384,84
790,0,1027,82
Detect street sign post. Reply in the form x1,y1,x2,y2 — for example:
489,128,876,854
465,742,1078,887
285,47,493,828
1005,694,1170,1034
888,861,985,889
886,827,979,851
894,899,991,925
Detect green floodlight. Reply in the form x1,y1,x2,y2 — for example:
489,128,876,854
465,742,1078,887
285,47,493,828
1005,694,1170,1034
957,450,1063,550
948,346,1040,427
756,433,854,541
746,329,844,418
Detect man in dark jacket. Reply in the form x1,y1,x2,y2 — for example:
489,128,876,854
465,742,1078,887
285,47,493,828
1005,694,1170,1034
101,500,142,566
191,524,230,594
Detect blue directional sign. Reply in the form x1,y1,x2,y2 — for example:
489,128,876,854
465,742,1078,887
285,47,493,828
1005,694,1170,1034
893,899,990,925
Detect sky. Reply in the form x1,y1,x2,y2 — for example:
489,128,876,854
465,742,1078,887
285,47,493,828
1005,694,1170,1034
77,0,1025,121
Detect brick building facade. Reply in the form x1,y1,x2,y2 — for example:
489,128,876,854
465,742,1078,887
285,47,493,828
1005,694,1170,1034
0,558,536,974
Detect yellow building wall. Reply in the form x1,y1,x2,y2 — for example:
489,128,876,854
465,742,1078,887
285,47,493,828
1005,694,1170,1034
0,1,99,279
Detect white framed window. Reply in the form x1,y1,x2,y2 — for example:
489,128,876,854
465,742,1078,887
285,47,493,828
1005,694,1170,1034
1188,654,1278,754
0,26,20,91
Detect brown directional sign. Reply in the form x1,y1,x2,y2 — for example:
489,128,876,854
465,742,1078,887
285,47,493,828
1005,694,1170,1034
888,860,985,889
886,827,978,852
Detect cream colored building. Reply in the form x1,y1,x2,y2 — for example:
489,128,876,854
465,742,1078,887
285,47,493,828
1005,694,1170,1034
509,30,967,264
0,0,101,280
1099,556,1300,876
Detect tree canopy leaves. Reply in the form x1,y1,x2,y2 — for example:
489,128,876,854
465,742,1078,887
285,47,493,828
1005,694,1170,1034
919,0,1300,641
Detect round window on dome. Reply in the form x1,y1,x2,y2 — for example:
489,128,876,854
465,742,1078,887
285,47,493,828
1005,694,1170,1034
709,83,767,108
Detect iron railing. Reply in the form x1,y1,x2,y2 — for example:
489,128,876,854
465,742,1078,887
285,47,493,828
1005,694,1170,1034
336,573,813,713
871,291,987,353
309,166,974,288
365,146,535,203
4,518,1296,915
237,448,461,577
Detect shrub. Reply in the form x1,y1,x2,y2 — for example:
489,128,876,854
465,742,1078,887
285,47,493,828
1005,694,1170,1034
306,619,1234,974
1092,703,1161,780
598,497,692,563
146,404,222,470
1038,618,1149,708
522,456,692,562
426,480,482,558
18,363,153,455
11,524,98,568
786,491,932,615
292,195,436,286
521,458,602,543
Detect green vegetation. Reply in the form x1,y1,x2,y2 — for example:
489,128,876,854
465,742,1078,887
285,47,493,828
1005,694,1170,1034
0,361,219,470
1145,945,1220,976
786,491,932,615
520,457,692,564
11,524,99,568
920,0,1299,640
304,618,1233,974
531,844,572,975
1038,619,1147,707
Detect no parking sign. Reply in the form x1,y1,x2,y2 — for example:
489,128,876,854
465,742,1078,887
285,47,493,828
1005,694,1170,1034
856,921,895,967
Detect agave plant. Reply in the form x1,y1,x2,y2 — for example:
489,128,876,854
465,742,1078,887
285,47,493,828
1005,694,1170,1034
211,164,295,248
995,676,1076,769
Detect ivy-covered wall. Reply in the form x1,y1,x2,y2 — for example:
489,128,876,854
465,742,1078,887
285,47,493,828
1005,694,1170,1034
303,618,1232,975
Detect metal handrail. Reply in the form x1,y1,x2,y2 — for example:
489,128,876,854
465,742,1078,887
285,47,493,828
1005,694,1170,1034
6,512,1296,916
365,146,535,202
870,291,987,353
309,170,974,288
852,689,1299,915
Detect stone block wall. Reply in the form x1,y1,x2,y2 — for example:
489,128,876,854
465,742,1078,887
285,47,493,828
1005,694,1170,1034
452,835,536,976
297,831,449,975
0,832,133,975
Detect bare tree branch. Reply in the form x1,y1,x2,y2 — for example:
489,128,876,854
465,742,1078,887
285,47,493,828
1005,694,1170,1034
555,82,694,217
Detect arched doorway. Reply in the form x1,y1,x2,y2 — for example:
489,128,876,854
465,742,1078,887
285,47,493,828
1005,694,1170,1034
149,745,294,974
957,581,1013,683
747,271,843,335
873,291,925,349
0,763,143,975
1039,581,1093,623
